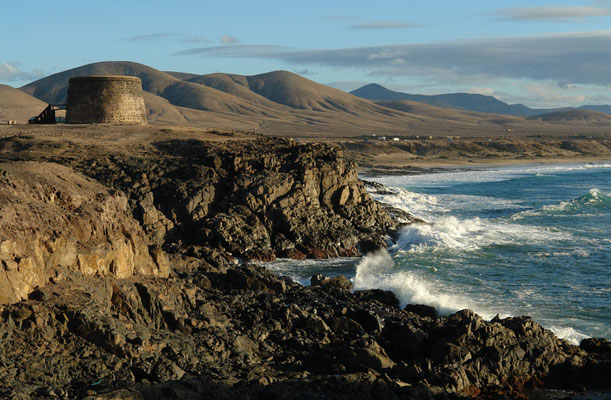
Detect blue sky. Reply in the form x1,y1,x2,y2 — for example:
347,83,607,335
2,0,611,108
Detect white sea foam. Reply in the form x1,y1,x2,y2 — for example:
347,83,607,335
368,186,443,218
353,249,491,317
392,216,570,254
367,163,611,189
544,188,610,211
512,188,610,220
549,326,590,345
367,180,573,254
393,217,484,252
353,250,592,345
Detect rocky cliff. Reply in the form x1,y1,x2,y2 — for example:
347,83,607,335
0,162,168,304
0,126,608,399
73,138,399,261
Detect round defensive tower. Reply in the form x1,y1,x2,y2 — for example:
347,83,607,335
65,76,147,124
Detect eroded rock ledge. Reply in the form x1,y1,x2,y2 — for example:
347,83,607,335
0,162,168,304
0,131,608,399
74,138,400,261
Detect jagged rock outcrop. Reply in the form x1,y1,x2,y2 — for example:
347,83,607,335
0,264,608,399
71,138,398,261
0,128,607,399
0,135,397,303
0,162,169,304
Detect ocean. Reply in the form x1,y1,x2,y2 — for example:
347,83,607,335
267,162,611,345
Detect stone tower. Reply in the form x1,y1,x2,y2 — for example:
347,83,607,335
65,76,147,124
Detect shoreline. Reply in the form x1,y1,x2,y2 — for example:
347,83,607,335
357,161,610,345
0,127,609,399
359,155,611,176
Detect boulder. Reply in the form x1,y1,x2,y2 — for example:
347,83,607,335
404,304,438,319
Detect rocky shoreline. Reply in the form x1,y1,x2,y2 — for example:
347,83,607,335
0,128,609,399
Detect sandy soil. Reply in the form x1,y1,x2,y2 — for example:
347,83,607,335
1,124,609,178
328,137,611,175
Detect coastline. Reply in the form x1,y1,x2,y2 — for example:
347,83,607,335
353,164,610,346
0,126,609,399
359,155,611,176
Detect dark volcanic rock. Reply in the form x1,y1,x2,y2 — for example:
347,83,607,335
580,337,611,355
71,138,398,261
0,133,607,399
354,289,400,308
311,274,353,291
404,304,438,319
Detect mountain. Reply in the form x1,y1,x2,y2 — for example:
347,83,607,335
188,70,397,115
18,61,410,134
578,105,611,114
12,61,611,136
21,61,180,104
371,99,520,123
350,83,611,117
526,109,611,126
0,84,47,123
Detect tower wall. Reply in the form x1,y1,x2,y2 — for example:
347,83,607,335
65,76,147,124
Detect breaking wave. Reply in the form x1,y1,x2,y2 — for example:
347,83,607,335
548,326,590,345
542,188,609,212
354,249,492,318
353,249,590,344
512,188,610,220
392,215,569,253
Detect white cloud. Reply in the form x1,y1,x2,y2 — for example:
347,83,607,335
470,87,495,96
0,62,44,82
220,35,240,44
522,81,586,104
494,6,611,22
267,31,611,87
176,31,611,107
174,45,289,57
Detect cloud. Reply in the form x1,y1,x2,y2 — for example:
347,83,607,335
174,45,290,57
181,36,209,44
470,87,495,96
349,21,424,30
220,35,240,44
293,69,317,76
494,6,611,22
557,82,577,89
127,33,209,44
521,81,586,104
176,31,611,105
258,31,611,87
0,61,44,82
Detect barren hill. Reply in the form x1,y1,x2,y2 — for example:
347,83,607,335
527,109,611,125
21,61,179,103
0,84,47,123
14,61,611,137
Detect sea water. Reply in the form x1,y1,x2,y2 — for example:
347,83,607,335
266,162,611,345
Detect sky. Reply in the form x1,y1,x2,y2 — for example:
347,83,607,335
2,0,611,108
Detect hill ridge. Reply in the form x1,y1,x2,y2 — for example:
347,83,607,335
7,61,611,136
350,83,611,117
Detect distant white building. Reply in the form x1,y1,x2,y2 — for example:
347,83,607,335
378,136,387,141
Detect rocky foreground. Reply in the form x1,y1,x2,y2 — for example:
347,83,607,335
0,127,609,399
